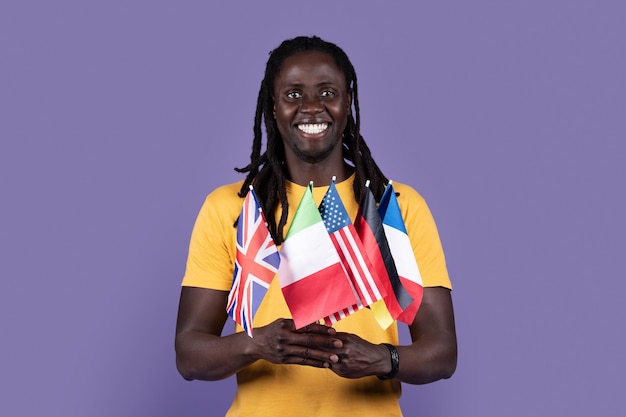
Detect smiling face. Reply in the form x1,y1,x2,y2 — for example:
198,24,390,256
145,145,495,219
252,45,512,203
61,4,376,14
272,51,351,175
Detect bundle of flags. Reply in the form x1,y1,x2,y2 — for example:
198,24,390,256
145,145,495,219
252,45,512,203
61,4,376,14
227,180,424,336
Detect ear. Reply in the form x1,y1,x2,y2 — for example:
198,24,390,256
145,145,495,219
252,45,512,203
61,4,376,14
272,97,276,118
346,93,352,112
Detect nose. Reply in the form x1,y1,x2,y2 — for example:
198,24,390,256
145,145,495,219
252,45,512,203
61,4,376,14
300,94,323,114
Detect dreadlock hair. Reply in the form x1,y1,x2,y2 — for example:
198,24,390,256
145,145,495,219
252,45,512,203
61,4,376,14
235,36,388,245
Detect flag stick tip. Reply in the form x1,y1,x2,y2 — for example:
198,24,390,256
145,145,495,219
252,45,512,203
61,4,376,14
248,185,254,191
365,179,371,188
331,175,337,182
388,179,393,185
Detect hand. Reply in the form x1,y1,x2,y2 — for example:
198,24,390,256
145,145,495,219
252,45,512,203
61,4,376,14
325,332,390,379
251,319,344,369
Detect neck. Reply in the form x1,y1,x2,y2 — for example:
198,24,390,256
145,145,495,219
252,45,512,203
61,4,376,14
285,161,353,187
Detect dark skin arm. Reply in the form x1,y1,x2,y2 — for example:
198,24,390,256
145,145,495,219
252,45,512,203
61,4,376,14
176,286,456,384
326,287,457,384
175,286,344,381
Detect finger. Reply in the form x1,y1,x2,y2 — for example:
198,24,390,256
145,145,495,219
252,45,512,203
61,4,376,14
296,323,336,335
291,333,343,349
284,347,339,365
276,318,297,331
283,352,338,368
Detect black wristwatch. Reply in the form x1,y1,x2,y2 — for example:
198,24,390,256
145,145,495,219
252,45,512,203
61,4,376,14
377,343,399,380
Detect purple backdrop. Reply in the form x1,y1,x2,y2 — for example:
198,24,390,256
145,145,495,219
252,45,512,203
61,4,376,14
1,1,624,416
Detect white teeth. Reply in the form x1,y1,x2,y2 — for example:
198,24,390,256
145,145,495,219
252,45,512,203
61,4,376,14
298,123,328,134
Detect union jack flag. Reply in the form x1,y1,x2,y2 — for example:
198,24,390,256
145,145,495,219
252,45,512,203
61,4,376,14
227,187,280,337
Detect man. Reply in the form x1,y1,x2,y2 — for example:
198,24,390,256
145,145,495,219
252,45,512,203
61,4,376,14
176,36,456,416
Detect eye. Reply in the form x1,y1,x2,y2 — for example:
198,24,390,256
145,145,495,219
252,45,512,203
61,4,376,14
286,91,302,99
320,90,335,98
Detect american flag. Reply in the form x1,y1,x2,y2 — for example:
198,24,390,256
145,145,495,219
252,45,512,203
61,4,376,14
227,187,280,337
319,180,386,325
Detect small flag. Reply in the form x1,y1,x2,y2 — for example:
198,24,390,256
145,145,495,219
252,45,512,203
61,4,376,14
354,181,413,326
319,178,387,325
278,183,358,329
379,181,424,324
227,187,280,337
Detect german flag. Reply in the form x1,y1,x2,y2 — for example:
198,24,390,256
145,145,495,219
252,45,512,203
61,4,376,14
354,182,413,322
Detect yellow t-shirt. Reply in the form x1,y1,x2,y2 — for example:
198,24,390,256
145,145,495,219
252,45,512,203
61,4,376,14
182,175,451,416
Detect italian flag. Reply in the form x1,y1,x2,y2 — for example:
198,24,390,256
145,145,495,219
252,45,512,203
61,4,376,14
279,183,357,329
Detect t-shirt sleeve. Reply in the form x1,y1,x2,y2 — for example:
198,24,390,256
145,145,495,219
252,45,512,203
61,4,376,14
398,185,452,289
181,186,241,291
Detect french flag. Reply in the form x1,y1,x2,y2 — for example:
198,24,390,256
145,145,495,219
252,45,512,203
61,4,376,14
379,181,424,324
